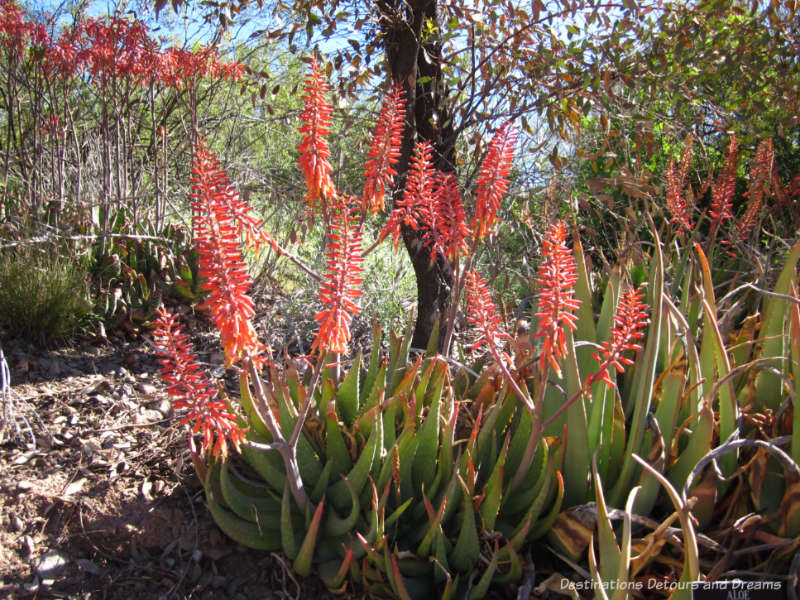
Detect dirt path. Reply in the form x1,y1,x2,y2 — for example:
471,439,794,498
0,337,332,599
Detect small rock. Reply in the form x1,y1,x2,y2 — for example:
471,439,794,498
9,512,23,532
17,480,34,491
23,576,39,593
76,558,102,575
36,549,69,585
135,382,158,395
82,440,101,460
22,535,35,557
156,399,172,417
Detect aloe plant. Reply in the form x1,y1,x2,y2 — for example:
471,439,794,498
151,60,800,597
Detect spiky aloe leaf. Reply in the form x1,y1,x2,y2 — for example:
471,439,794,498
754,240,800,410
668,402,714,492
330,408,382,508
609,224,664,508
417,492,447,557
502,438,549,519
529,470,565,540
414,355,438,419
319,547,353,591
468,542,499,599
337,350,361,425
636,367,685,513
652,369,684,465
326,475,361,537
790,285,800,465
205,466,282,551
396,420,420,501
634,454,699,598
386,549,414,600
413,360,446,495
324,397,353,482
361,321,383,403
294,497,326,577
310,458,333,503
493,541,522,584
450,481,480,572
360,363,386,424
238,375,271,438
591,453,628,589
696,244,738,478
480,433,510,532
281,482,299,560
588,269,620,483
387,313,415,395
563,327,591,506
219,460,281,524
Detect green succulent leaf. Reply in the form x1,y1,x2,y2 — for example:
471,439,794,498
450,482,480,572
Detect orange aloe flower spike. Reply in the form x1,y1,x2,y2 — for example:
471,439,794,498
312,201,364,354
472,122,517,241
533,221,581,378
190,140,268,367
297,57,336,216
362,82,406,214
153,308,246,459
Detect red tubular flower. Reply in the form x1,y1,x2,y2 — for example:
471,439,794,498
76,17,153,84
0,0,29,56
735,138,774,244
153,308,246,459
435,171,470,261
190,140,267,366
534,221,581,378
471,122,517,241
381,140,436,249
464,270,510,365
665,135,694,233
297,58,336,215
586,285,649,388
362,82,406,213
710,135,738,232
313,201,364,354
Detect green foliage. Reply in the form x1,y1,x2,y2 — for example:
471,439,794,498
205,322,562,598
91,215,204,333
0,242,90,341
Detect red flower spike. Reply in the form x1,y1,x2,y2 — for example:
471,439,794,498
190,140,268,366
382,140,436,249
472,122,517,241
0,0,32,57
297,58,336,215
362,82,406,213
710,135,738,234
735,138,774,244
436,172,470,262
312,201,364,354
464,270,511,366
153,308,246,459
534,221,581,378
665,135,694,233
586,286,649,389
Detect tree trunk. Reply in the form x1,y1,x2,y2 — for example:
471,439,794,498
377,0,457,351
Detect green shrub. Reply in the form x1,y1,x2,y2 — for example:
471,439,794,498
0,243,90,342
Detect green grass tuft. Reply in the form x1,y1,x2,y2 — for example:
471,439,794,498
0,243,90,342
